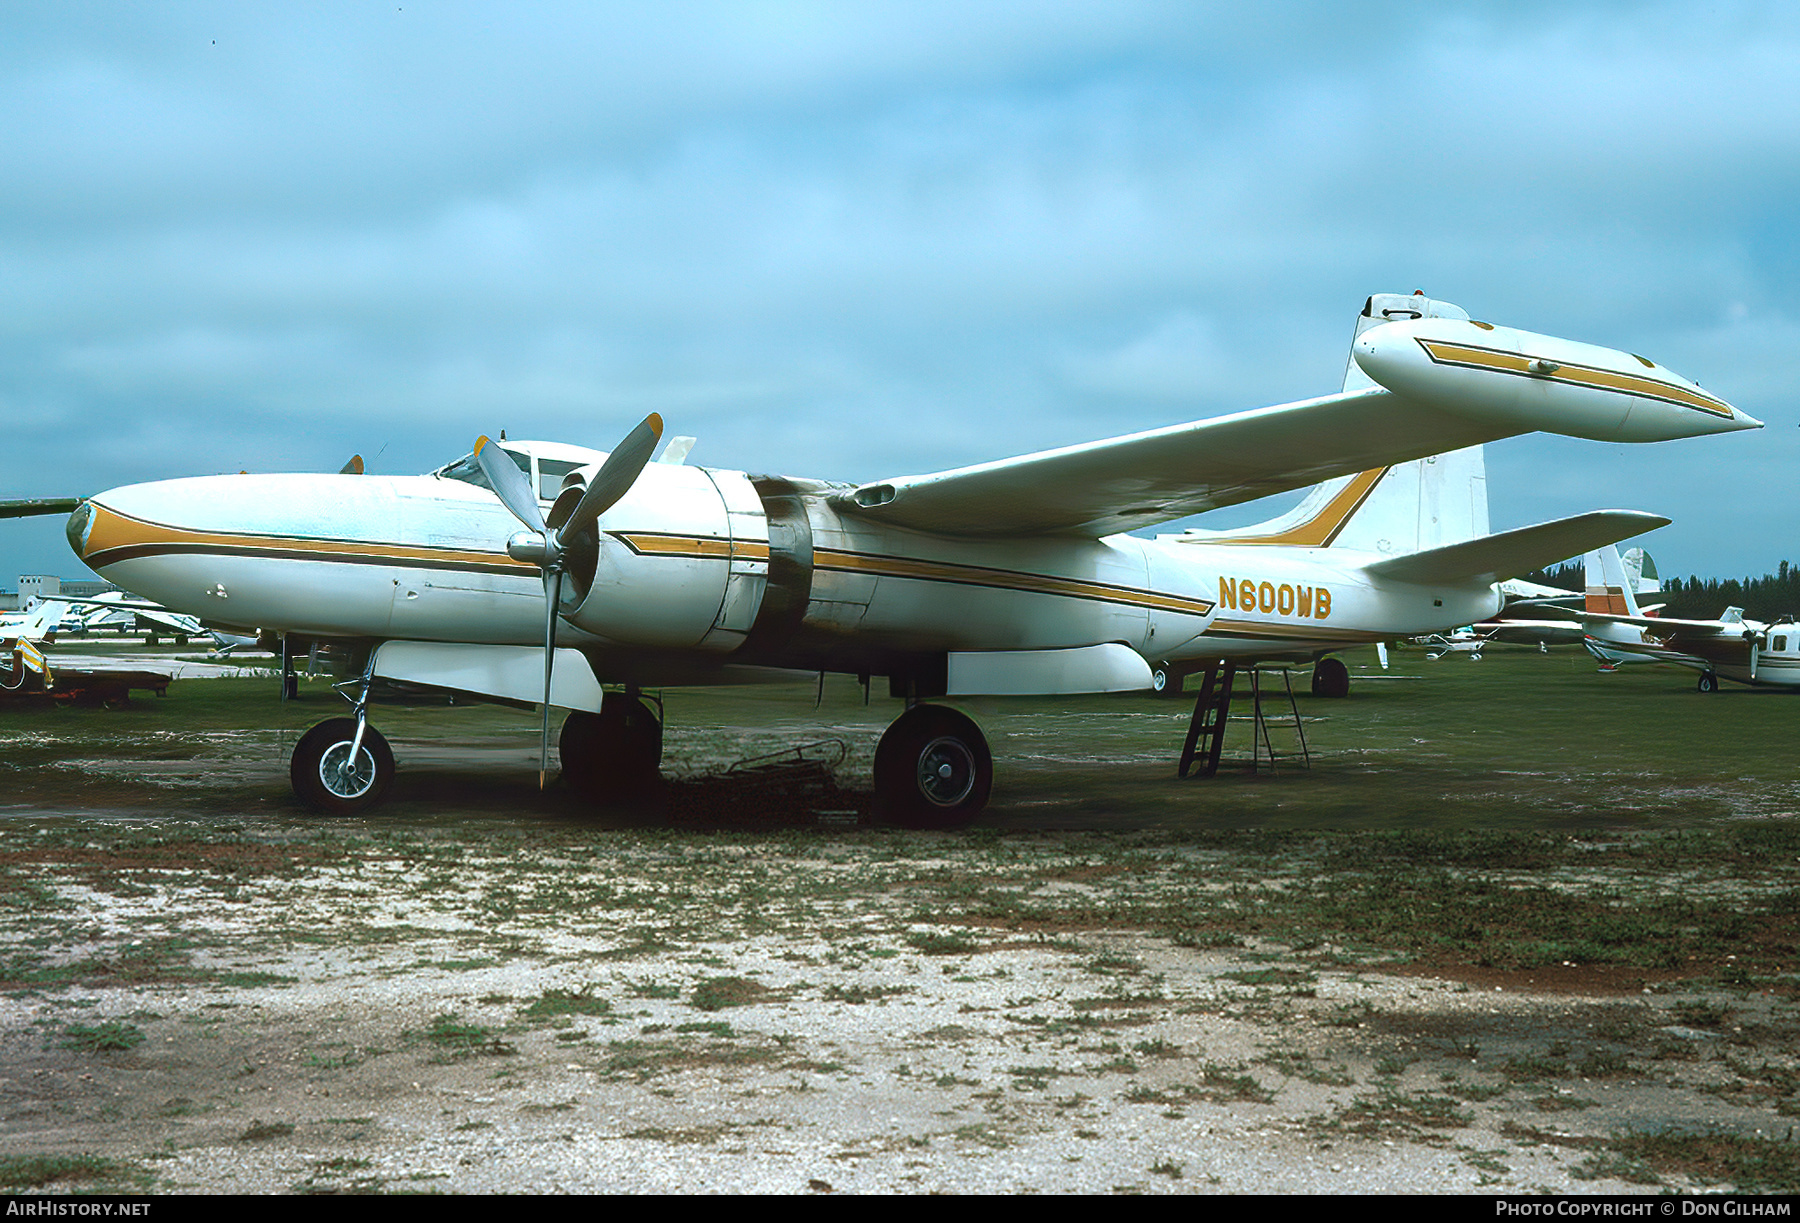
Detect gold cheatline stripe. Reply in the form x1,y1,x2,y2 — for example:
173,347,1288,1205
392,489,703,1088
1202,466,1388,548
81,504,535,574
612,532,771,561
1206,617,1382,643
814,546,1215,617
1417,339,1734,417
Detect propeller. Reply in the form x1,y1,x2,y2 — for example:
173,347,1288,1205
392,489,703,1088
475,414,664,788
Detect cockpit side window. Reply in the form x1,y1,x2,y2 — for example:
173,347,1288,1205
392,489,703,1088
537,458,586,500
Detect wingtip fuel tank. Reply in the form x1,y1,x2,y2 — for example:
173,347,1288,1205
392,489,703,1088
1352,317,1761,442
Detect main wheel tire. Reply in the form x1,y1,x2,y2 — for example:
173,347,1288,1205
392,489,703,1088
1311,656,1350,698
874,705,992,829
1151,665,1184,699
1698,671,1720,693
560,694,663,801
291,718,394,814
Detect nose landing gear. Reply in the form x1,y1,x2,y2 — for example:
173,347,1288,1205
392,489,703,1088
290,717,395,813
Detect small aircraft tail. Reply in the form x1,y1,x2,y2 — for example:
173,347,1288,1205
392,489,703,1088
1181,292,1490,554
2,600,70,644
1621,547,1660,596
1585,547,1645,617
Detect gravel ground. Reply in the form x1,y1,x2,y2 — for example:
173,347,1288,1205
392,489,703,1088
1,825,1791,1195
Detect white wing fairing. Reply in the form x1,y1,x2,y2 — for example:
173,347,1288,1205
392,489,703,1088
56,291,1762,819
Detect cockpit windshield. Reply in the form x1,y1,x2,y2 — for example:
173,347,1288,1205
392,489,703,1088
431,448,591,501
432,447,530,494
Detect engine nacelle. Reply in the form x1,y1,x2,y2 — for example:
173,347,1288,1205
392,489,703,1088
557,464,770,651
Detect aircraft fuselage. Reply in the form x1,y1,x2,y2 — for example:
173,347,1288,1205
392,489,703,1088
69,461,1499,683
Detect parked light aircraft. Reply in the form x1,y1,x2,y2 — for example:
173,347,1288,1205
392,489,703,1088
1418,546,1662,659
1581,546,1797,690
24,292,1759,822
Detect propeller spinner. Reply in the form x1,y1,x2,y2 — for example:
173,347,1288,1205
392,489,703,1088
475,414,664,788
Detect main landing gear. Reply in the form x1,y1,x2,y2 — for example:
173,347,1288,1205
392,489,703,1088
1698,670,1720,693
1310,656,1350,698
874,704,993,829
559,690,663,801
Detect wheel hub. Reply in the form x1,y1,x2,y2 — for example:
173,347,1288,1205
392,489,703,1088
916,736,976,807
319,741,376,800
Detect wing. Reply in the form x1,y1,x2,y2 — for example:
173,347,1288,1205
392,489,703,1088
833,387,1516,537
1363,511,1669,585
1584,612,1758,638
1,498,83,519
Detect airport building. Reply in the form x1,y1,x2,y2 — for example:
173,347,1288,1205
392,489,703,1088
1,575,118,613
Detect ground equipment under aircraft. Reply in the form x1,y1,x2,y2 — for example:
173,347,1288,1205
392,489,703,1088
35,291,1760,822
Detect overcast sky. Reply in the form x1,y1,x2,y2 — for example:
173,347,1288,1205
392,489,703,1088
4,2,1795,584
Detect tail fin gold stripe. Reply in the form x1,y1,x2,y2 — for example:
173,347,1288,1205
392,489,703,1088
1205,466,1388,547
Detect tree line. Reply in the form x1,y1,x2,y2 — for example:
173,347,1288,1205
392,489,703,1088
1519,560,1800,622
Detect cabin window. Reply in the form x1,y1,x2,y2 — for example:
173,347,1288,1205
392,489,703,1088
1774,635,1788,653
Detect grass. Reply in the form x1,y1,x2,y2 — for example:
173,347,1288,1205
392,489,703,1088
518,986,613,1022
0,1153,121,1188
414,1014,514,1061
690,976,774,1012
59,1020,145,1052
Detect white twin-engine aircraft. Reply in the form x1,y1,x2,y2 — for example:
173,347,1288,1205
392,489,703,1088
60,292,1758,823
1581,546,1799,691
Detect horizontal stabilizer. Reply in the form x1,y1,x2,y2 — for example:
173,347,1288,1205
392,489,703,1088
1363,511,1668,585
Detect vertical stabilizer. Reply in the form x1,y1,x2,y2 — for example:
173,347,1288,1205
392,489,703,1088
1585,547,1643,617
1621,547,1660,596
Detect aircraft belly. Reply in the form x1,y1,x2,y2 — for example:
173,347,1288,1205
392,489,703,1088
389,574,547,644
99,553,399,638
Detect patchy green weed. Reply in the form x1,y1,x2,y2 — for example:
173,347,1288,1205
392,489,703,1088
59,1020,144,1052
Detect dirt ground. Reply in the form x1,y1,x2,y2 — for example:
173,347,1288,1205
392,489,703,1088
1,661,1797,1194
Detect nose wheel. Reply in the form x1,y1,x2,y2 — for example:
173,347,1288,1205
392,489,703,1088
874,705,992,829
291,717,395,813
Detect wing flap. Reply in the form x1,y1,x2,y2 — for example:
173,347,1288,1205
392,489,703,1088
1363,511,1669,585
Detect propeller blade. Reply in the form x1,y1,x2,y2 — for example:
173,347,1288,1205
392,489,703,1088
540,568,562,789
562,414,663,540
474,435,547,536
339,455,365,475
